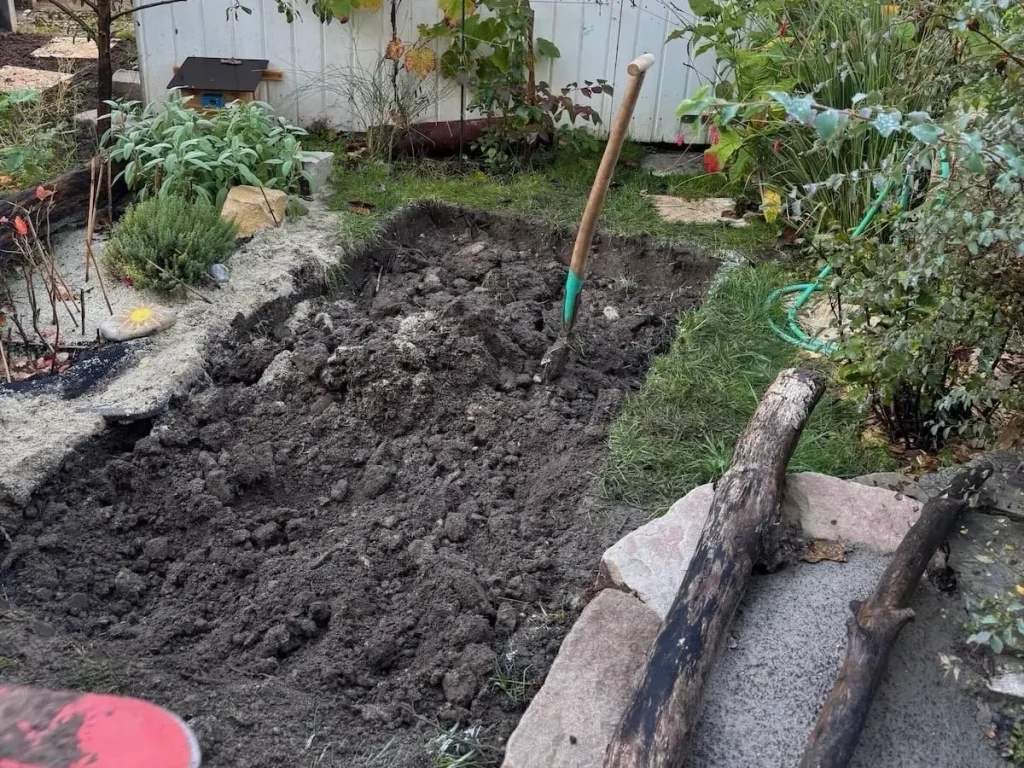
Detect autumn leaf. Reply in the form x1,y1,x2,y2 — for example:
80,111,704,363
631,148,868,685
801,538,848,564
384,37,406,60
439,0,475,26
13,216,28,237
35,185,52,201
404,47,438,79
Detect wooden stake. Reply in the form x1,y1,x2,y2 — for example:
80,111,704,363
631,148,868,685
0,335,11,384
85,157,97,282
798,462,994,768
605,368,826,768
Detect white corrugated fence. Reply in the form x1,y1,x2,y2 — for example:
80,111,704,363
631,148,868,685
133,0,715,143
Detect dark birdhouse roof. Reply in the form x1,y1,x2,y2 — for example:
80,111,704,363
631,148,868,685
167,56,270,93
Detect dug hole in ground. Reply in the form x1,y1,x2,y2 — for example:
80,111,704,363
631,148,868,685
0,202,717,766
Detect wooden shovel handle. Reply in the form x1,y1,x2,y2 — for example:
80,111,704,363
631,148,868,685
567,53,655,282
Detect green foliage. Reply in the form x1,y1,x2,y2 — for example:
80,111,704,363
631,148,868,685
418,0,605,170
1009,721,1024,765
103,196,237,293
684,0,1024,447
0,89,74,189
605,264,891,507
966,592,1024,656
673,0,958,231
104,92,309,207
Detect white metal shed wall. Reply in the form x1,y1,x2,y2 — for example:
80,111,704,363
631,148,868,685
133,0,714,143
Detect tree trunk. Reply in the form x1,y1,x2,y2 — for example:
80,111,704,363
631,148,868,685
604,368,827,768
798,462,994,768
95,0,113,120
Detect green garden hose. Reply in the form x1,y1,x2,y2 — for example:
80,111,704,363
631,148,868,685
767,148,949,354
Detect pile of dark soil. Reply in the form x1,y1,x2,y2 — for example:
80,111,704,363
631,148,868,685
0,205,715,766
0,31,136,114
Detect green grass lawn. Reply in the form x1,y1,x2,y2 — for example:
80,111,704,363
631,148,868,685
311,140,769,250
604,264,893,508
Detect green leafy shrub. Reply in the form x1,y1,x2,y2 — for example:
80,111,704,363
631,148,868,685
103,196,237,293
674,0,957,231
418,0,605,171
0,88,75,189
104,92,309,206
679,0,1024,447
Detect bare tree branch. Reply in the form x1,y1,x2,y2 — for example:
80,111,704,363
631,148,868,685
47,0,96,36
111,0,189,22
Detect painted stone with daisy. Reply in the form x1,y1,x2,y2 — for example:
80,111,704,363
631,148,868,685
99,305,177,342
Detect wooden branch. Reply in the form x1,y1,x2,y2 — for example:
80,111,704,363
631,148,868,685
47,0,96,36
798,462,994,768
604,368,827,768
111,0,188,21
1,164,128,267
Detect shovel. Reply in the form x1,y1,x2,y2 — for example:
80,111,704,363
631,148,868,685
540,53,656,380
0,685,202,767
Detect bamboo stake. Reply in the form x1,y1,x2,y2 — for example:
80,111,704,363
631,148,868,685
85,157,97,282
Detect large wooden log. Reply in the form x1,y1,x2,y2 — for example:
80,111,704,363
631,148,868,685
604,367,827,768
798,461,993,768
0,163,126,266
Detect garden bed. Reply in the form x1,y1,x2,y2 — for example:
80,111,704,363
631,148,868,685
0,204,716,766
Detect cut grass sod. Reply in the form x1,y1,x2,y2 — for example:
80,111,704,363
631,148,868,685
320,144,769,250
604,263,893,509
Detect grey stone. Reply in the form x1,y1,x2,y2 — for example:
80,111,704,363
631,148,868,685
989,672,1024,698
599,483,714,618
501,590,660,768
920,451,1024,521
783,472,922,553
112,69,143,101
301,151,334,192
852,472,930,502
639,149,704,176
601,474,923,622
99,305,177,341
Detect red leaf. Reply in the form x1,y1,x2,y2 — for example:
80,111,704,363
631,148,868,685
35,185,51,201
13,217,28,237
703,151,720,173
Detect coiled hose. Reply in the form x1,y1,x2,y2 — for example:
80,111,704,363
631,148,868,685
766,148,950,354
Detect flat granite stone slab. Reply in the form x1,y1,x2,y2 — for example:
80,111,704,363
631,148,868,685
601,473,922,619
501,589,660,768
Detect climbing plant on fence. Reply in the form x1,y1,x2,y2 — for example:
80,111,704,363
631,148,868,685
675,0,1024,448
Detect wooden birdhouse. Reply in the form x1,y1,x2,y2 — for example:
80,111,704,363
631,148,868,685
167,57,280,110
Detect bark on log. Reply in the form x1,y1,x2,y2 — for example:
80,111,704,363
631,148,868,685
0,164,127,267
798,461,994,768
604,367,827,768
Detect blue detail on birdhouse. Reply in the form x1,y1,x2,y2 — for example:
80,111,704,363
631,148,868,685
201,92,225,108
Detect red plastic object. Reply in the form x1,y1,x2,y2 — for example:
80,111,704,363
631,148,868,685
0,686,201,768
